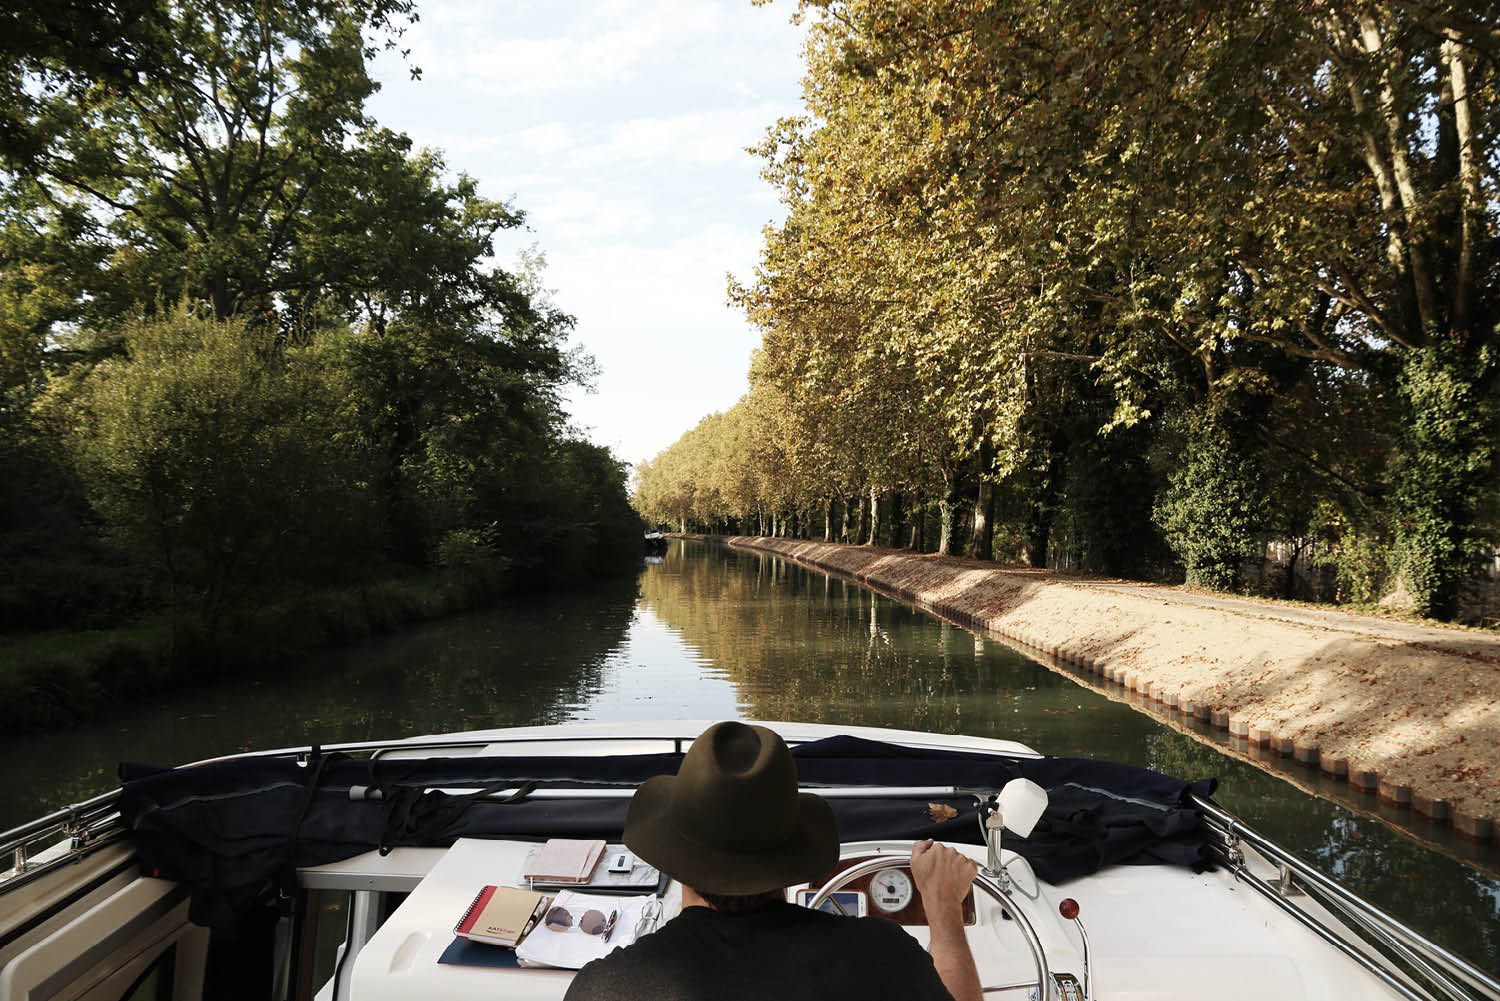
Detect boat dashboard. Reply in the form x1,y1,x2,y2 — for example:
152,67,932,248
802,854,976,925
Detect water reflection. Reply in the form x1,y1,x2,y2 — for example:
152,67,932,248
640,543,1173,755
0,573,643,828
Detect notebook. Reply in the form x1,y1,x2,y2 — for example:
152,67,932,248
453,885,549,947
521,843,666,894
521,838,606,885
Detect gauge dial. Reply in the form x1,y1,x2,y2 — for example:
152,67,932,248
869,867,914,913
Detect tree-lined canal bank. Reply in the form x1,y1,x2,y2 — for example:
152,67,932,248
717,535,1500,847
1,540,1495,970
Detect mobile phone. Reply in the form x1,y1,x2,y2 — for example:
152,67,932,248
796,889,867,917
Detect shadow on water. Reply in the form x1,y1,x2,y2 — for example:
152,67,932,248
0,573,643,830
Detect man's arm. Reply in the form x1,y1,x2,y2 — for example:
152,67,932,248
910,839,982,1001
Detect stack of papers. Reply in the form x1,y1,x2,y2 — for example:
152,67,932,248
514,890,660,970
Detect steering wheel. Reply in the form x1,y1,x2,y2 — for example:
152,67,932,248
806,850,1055,999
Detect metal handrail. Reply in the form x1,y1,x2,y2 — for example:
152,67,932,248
1,731,694,873
3,727,979,897
1193,794,1500,1001
0,787,122,855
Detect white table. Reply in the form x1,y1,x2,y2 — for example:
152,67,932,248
348,838,682,1001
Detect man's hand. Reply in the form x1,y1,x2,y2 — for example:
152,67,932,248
910,840,981,1001
910,839,977,919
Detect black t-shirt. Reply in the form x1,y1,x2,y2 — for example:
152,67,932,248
563,902,955,1001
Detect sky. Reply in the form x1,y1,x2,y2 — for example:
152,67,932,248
366,0,809,470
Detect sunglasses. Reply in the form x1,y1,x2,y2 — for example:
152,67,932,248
544,905,617,941
634,897,663,939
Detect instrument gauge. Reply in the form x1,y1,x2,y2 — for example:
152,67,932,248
869,867,914,913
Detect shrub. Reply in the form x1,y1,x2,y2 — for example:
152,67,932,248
1153,414,1269,591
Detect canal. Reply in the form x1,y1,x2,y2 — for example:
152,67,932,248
3,539,1497,971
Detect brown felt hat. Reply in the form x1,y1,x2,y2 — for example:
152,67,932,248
624,721,838,895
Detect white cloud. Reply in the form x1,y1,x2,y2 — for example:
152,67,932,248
451,26,667,98
515,122,575,156
368,0,808,466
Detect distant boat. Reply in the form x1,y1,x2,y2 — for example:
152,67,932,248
643,532,668,555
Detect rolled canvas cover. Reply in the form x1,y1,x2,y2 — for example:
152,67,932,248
118,735,1215,930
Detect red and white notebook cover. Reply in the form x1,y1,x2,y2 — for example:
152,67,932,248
454,885,548,947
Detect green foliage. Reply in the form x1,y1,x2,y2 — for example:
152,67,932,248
1152,414,1270,590
1333,536,1390,607
1050,418,1167,577
0,565,517,733
0,0,642,727
0,624,172,730
1390,340,1499,618
60,308,378,625
628,0,1500,622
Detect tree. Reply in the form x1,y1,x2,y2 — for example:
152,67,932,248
704,0,1498,615
60,307,377,630
7,0,416,324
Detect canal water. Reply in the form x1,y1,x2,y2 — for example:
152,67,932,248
3,539,1497,972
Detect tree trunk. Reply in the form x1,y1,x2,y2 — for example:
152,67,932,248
1024,437,1065,567
887,492,905,548
1284,539,1305,600
867,485,881,546
968,478,995,560
937,474,960,556
853,492,866,546
824,499,833,541
1025,519,1050,568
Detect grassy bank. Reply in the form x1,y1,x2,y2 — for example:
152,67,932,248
0,567,513,733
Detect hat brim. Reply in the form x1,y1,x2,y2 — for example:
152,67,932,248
624,774,839,895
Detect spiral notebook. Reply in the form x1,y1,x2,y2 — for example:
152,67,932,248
453,885,549,947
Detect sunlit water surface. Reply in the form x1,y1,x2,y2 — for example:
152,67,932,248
2,540,1495,971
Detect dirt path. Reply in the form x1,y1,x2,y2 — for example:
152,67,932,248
714,536,1500,845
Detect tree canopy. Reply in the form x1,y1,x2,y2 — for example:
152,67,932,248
1,0,642,643
636,0,1499,621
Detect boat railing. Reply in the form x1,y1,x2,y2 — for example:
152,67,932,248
0,727,1006,897
0,734,514,897
0,730,755,898
1193,794,1500,1001
0,787,128,895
